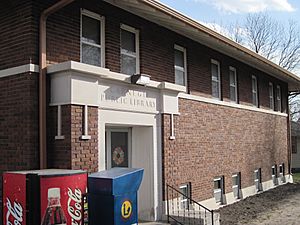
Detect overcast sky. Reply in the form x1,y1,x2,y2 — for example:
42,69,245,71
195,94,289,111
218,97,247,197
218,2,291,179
159,0,300,27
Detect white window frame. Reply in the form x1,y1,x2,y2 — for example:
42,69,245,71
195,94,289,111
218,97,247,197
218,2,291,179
252,75,258,107
211,59,221,100
269,82,274,110
232,172,241,199
229,66,237,103
174,44,187,87
80,9,105,67
272,165,278,185
213,176,224,204
120,24,140,74
179,183,190,210
277,85,281,112
254,168,262,192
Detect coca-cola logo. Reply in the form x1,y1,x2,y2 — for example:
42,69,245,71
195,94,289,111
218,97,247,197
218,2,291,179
6,197,23,225
67,188,82,225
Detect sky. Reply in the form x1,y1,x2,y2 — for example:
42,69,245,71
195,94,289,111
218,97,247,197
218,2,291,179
159,0,300,26
159,0,300,75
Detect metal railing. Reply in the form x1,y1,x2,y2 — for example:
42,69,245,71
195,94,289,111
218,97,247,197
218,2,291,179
166,184,214,225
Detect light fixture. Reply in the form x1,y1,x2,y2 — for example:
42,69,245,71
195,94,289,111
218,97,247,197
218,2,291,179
131,73,151,86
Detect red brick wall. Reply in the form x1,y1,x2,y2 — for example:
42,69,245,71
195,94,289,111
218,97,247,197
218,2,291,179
0,72,39,223
0,0,37,70
70,105,98,172
47,105,98,172
162,98,289,201
47,105,72,169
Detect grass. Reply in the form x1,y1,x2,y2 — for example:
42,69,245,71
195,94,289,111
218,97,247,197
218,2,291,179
293,172,300,183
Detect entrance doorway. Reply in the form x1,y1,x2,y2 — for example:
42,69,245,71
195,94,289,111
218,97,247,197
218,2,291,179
105,128,131,169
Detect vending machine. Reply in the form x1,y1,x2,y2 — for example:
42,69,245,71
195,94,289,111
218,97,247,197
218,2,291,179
3,169,87,225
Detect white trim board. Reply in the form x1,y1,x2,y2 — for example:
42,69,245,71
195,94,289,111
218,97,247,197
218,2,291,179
179,93,288,117
0,64,39,78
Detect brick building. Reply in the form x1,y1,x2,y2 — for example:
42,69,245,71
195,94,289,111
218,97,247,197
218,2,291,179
1,0,300,222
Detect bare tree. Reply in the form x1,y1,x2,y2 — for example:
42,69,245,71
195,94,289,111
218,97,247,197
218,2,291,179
223,13,300,73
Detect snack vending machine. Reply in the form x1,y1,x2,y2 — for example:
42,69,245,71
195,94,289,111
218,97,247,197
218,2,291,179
3,169,87,225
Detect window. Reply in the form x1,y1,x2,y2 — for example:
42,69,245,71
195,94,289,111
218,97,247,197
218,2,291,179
81,9,105,67
279,163,286,183
232,172,241,199
120,24,139,75
252,75,258,107
292,136,297,154
179,183,191,210
214,176,224,204
229,67,237,102
276,85,282,112
269,82,274,110
272,165,278,185
254,168,262,192
174,45,187,86
211,60,221,99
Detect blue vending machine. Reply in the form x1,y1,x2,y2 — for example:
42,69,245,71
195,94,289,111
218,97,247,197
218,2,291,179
88,167,144,225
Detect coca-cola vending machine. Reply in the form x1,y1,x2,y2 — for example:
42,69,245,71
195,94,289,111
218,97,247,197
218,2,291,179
2,169,87,225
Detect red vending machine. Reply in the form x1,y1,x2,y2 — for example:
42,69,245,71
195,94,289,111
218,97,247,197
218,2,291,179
2,169,87,225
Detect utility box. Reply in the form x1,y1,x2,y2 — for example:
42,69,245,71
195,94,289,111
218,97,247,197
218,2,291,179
88,167,144,225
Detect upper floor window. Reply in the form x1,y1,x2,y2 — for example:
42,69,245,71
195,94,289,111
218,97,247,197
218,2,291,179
81,9,105,67
276,85,282,112
174,45,187,86
211,59,221,99
120,24,139,75
252,75,258,107
229,66,237,102
269,82,274,110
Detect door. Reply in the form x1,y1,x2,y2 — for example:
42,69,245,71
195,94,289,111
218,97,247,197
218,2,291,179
106,128,131,169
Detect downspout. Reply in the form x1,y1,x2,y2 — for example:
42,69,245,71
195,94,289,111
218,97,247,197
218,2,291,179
39,0,75,169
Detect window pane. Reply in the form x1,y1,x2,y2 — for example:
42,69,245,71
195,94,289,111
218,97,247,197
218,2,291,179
175,69,185,86
229,70,236,86
214,180,221,189
211,63,219,80
232,176,238,186
121,29,136,53
175,49,184,68
252,77,257,92
82,43,101,66
269,85,273,97
82,15,100,45
212,80,219,98
111,132,128,168
252,92,257,106
121,54,136,75
230,86,236,102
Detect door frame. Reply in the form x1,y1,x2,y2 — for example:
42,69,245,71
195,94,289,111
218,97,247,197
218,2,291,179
105,127,132,169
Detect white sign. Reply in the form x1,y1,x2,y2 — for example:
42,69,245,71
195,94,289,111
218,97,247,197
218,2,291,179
99,84,158,113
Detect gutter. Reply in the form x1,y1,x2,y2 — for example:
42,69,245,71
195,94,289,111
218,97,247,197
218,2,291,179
39,0,75,169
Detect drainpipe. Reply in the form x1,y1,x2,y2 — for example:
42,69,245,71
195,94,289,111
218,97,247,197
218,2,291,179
39,0,75,169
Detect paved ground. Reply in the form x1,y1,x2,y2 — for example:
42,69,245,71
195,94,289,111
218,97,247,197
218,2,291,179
218,182,300,225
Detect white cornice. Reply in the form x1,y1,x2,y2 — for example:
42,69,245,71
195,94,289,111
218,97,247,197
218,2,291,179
0,64,39,78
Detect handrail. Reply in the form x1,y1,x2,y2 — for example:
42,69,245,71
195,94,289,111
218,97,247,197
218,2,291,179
166,184,214,225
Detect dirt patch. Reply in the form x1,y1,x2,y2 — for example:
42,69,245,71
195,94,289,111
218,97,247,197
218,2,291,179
217,183,300,225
